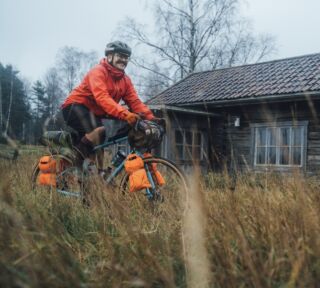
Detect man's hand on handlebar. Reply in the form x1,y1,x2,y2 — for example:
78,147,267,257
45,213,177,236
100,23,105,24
125,112,141,126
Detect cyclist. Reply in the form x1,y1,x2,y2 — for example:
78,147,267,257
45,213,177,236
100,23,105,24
61,41,155,174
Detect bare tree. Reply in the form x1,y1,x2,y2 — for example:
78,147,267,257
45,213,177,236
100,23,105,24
130,62,171,100
56,46,98,94
56,46,81,93
206,19,276,68
5,69,14,135
117,0,276,98
0,79,2,135
44,67,63,118
78,50,99,80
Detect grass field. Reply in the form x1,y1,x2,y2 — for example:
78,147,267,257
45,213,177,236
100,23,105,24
1,153,320,287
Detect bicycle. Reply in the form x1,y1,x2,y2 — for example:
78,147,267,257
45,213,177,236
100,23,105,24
31,120,188,213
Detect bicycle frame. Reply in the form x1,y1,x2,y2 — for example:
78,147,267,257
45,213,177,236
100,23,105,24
93,136,128,183
93,136,157,199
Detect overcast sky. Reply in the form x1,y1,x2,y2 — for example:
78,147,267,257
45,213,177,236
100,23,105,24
1,0,320,82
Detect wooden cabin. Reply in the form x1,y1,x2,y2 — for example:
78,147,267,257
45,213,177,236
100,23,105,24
146,53,320,174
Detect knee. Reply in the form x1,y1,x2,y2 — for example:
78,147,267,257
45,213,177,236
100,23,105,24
96,126,106,143
85,126,106,145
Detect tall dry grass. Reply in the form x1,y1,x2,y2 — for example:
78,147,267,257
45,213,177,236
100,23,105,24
1,155,320,287
203,171,320,287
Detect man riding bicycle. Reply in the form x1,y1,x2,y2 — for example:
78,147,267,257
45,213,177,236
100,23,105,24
61,41,156,174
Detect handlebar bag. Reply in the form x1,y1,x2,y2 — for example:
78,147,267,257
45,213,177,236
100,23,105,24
124,154,151,192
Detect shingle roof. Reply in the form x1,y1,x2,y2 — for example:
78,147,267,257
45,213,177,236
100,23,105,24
147,53,320,105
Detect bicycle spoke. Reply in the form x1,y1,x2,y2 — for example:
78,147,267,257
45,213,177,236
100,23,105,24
56,166,85,197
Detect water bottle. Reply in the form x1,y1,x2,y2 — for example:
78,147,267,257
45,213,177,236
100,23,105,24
111,150,126,167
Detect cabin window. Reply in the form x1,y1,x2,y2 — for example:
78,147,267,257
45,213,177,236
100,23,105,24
253,122,307,168
175,129,204,161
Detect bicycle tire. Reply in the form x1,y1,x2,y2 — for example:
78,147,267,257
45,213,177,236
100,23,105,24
118,157,188,226
31,154,85,198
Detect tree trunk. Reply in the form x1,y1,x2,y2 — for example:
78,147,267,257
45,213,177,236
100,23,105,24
5,70,14,135
0,80,3,135
188,0,196,73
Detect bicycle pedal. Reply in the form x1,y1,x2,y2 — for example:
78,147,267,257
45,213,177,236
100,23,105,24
97,167,111,182
149,191,164,202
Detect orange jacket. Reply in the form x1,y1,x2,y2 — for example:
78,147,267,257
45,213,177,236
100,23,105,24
61,59,154,120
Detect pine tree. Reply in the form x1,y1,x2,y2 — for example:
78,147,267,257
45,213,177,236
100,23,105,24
31,80,49,141
0,63,31,142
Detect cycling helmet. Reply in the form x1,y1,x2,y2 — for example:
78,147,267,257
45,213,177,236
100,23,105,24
105,41,132,57
128,120,165,149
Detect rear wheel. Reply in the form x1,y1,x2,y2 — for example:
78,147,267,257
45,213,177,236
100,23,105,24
31,154,85,198
118,157,188,231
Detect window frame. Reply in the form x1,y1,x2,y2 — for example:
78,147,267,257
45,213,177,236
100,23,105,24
174,129,206,162
251,121,308,170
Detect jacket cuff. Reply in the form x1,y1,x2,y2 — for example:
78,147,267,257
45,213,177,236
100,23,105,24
145,111,155,120
119,110,130,120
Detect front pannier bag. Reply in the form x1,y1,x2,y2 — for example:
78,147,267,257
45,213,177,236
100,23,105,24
37,156,57,187
143,153,165,186
124,154,151,193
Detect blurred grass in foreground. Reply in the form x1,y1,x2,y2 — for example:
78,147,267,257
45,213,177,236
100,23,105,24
1,155,320,287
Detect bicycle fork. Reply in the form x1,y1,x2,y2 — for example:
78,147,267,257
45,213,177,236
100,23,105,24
145,164,163,202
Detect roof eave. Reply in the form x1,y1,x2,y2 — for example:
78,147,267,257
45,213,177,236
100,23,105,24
176,91,320,107
148,104,220,117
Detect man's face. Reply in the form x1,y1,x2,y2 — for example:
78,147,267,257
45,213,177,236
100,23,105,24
108,52,130,70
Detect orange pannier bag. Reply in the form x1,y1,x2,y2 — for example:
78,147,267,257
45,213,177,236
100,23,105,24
143,153,165,186
37,156,57,187
124,154,151,193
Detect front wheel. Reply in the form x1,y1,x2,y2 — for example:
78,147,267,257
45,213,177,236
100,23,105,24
118,157,188,229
